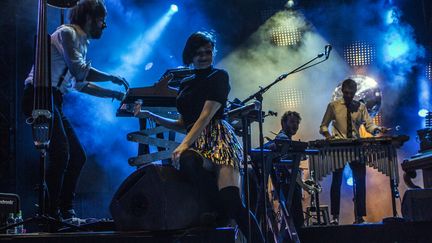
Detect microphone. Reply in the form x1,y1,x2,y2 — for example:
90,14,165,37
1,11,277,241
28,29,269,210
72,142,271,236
268,110,278,116
325,44,332,59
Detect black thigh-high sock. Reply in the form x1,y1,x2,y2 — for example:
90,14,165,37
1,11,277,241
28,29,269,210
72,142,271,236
219,186,264,243
179,150,219,219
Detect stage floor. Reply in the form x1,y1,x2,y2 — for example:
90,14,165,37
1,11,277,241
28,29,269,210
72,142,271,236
299,220,432,243
0,227,237,243
1,220,432,243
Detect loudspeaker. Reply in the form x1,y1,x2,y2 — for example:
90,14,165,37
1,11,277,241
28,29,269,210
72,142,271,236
0,193,20,214
402,188,432,222
0,193,20,229
110,164,204,231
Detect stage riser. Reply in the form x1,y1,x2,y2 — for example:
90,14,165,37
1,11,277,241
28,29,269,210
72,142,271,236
0,228,235,243
299,221,432,243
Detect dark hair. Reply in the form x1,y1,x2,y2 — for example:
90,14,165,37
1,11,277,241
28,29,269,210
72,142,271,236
280,111,301,127
182,31,216,66
342,78,357,90
69,0,107,28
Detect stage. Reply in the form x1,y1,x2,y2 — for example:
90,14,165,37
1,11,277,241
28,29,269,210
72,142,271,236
1,220,432,243
1,0,432,242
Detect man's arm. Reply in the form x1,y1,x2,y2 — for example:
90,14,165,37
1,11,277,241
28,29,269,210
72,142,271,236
60,27,127,87
361,104,381,135
79,83,124,101
86,68,127,86
319,103,334,139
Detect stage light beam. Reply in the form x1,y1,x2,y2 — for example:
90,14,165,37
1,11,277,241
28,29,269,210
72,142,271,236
114,5,178,82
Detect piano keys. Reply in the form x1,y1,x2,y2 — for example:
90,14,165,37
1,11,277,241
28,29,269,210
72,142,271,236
402,151,432,188
116,70,185,119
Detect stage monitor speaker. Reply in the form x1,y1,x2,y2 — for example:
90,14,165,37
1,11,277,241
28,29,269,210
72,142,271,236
0,193,20,230
110,164,206,231
402,188,432,222
0,193,20,214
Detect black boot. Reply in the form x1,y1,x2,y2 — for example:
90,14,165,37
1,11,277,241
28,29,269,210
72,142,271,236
219,186,264,243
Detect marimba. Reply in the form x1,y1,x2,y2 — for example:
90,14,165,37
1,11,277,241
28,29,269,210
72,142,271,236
308,135,409,182
308,135,409,217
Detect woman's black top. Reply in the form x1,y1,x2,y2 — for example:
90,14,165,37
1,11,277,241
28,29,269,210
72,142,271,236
176,66,230,130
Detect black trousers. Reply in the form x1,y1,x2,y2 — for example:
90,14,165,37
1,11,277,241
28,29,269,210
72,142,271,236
330,161,366,217
45,91,86,215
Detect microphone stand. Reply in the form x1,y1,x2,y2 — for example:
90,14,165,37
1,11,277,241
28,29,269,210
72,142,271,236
241,50,329,242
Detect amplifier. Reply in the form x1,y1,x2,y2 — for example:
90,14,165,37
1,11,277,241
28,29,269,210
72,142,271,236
0,193,20,214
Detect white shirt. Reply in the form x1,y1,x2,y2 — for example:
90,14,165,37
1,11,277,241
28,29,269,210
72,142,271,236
319,99,379,139
24,24,91,94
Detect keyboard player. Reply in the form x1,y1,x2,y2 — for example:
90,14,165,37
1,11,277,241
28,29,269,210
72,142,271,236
319,78,389,225
263,111,305,230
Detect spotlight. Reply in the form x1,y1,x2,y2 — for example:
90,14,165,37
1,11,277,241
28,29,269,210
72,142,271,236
285,0,295,8
385,7,400,25
344,41,376,66
418,109,429,117
346,177,353,186
277,88,304,108
170,4,178,13
385,9,394,25
145,62,154,71
271,27,302,46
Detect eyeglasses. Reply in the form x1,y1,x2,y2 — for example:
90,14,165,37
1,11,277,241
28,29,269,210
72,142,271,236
95,17,107,28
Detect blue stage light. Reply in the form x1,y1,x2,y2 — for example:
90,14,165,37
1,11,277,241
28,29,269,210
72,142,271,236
170,4,178,13
418,109,429,117
346,177,353,186
343,166,353,187
384,32,408,61
386,10,393,25
385,6,400,25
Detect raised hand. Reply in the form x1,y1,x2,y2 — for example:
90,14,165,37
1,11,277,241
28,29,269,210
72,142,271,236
111,75,129,89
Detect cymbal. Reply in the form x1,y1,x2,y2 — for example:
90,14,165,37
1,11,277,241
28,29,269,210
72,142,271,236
47,0,77,8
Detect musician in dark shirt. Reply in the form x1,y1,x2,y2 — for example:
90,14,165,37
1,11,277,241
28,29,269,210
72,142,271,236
135,31,263,243
264,111,305,230
320,78,388,224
